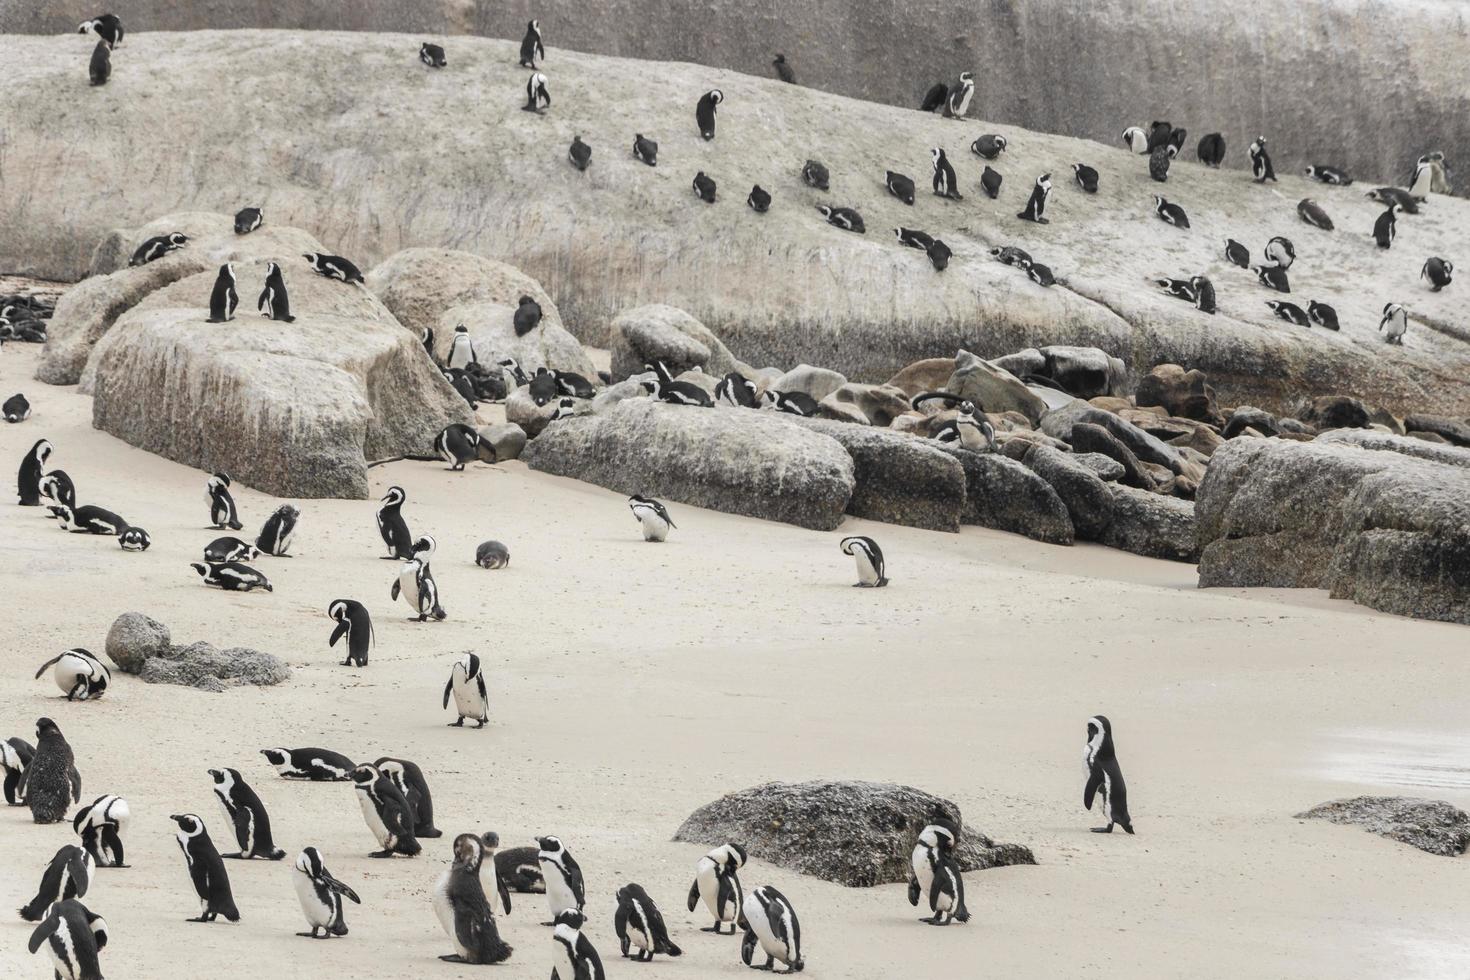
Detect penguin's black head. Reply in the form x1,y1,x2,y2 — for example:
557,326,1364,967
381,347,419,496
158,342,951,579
296,846,325,877
479,830,500,850
189,562,209,579
350,764,378,786
36,717,60,740
170,813,203,835
554,909,586,930
774,54,786,64
260,748,288,766
724,842,748,869
537,835,563,853
454,324,467,334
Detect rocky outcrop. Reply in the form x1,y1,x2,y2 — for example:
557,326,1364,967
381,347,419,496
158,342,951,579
1405,414,1470,448
946,351,1048,424
1196,436,1470,624
935,446,1074,545
673,780,1035,887
1135,364,1221,424
104,612,171,674
522,400,855,531
5,31,1464,416
1297,797,1470,857
608,304,748,382
1098,484,1199,562
140,641,291,693
86,260,471,498
1023,445,1113,538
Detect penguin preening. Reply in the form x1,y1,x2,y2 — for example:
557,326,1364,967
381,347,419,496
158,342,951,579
911,391,995,451
1121,126,1148,154
537,835,587,924
209,766,287,860
375,757,442,838
351,764,422,858
716,371,761,407
392,535,446,621
34,649,110,701
628,494,676,542
206,264,238,322
908,819,970,926
695,89,723,140
1249,137,1276,182
615,883,682,961
170,813,242,922
257,261,295,322
1422,256,1453,291
328,599,373,667
1379,302,1408,345
739,886,804,973
688,842,746,934
444,652,489,728
514,295,543,336
18,438,52,506
944,71,975,118
78,14,124,47
1084,715,1134,834
840,535,888,587
801,159,830,191
27,898,108,980
433,833,513,963
551,908,604,980
1191,276,1218,315
1017,173,1051,223
206,472,243,530
40,469,75,511
420,42,446,68
294,847,361,939
19,844,93,922
971,133,1007,160
1,737,33,806
376,485,414,560
73,793,130,867
1265,236,1296,270
524,72,551,113
519,19,545,68
303,252,365,284
256,503,299,557
436,424,482,471
692,171,718,203
931,147,962,199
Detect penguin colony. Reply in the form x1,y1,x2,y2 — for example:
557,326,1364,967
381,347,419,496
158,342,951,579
8,10,1460,977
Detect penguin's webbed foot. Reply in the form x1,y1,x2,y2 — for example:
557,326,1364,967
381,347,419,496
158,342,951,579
1089,824,1114,834
368,850,395,858
448,719,464,727
474,719,486,729
222,852,245,859
439,954,467,962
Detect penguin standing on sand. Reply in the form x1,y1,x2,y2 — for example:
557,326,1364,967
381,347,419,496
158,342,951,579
433,833,513,963
1373,204,1398,249
206,473,241,529
260,747,355,781
34,649,110,701
1249,137,1276,182
1017,173,1051,223
524,72,550,113
944,71,975,118
72,794,130,867
88,40,110,86
27,718,80,825
257,262,296,322
615,883,682,961
351,764,421,858
519,19,544,68
209,767,286,860
552,909,604,980
18,438,52,506
328,599,374,667
739,886,804,973
2,737,34,805
696,89,723,140
256,504,299,556
688,842,746,934
26,899,108,980
908,819,970,925
931,148,962,199
1149,143,1170,182
19,845,93,922
628,494,676,541
444,653,489,728
436,424,482,471
1422,257,1453,291
171,813,241,921
376,485,414,559
839,536,888,588
1083,715,1135,834
207,264,238,322
537,836,586,924
375,758,442,838
393,535,446,621
293,847,361,939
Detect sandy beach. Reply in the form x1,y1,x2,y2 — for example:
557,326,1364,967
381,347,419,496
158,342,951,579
2,340,1468,979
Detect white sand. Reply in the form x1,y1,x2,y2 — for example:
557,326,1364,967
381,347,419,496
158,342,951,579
2,342,1468,979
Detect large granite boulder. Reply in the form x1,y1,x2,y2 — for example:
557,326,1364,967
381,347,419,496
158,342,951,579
1022,444,1113,538
1196,436,1470,624
522,400,855,531
1135,364,1221,424
37,211,324,385
673,780,1035,887
773,365,848,402
934,446,1075,545
104,612,172,674
947,350,1048,424
1299,395,1371,432
1098,485,1200,562
1297,797,1470,857
608,304,748,382
366,247,593,377
86,260,471,498
1069,422,1155,491
1404,414,1470,447
1036,346,1128,398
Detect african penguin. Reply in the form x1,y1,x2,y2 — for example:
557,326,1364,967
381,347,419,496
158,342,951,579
1,737,34,805
1422,256,1453,291
1017,173,1051,223
513,295,542,336
801,159,830,190
926,240,953,272
816,204,864,233
1021,259,1056,287
376,485,414,560
747,185,772,212
990,245,1032,267
480,833,517,909
886,170,916,205
716,371,761,407
1373,204,1399,248
931,147,962,199
642,361,713,406
204,536,259,563
840,535,888,587
328,599,373,667
209,767,286,860
1298,198,1334,231
628,493,676,541
433,833,513,963
1266,300,1310,326
375,758,442,838
919,81,948,113
118,526,151,551
696,89,723,140
19,844,93,922
446,324,476,369
739,886,804,973
688,842,746,934
615,883,682,961
894,227,935,251
1305,164,1352,185
351,764,421,858
569,135,592,171
27,899,108,980
88,40,110,86
294,847,361,938
170,813,241,921
476,540,511,568
257,262,295,322
633,134,658,166
303,252,365,284
1072,163,1099,193
519,19,545,68
1155,277,1196,302
78,14,124,47
537,835,586,924
1149,144,1170,182
761,388,820,416
1265,236,1296,269
444,653,490,728
34,649,110,701
4,393,31,423
1191,276,1218,315
1366,186,1420,214
980,165,1002,199
908,820,970,926
190,560,272,592
392,534,446,621
234,207,263,234
1308,301,1340,331
18,439,52,506
420,42,447,68
259,747,355,781
1153,194,1189,228
206,264,238,322
944,71,975,118
206,472,242,530
1249,136,1276,182
129,232,189,266
436,424,481,471
773,53,795,83
911,391,995,451
1253,264,1291,293
27,718,81,824
524,72,551,113
1121,126,1148,154
256,504,299,557
40,470,75,510
50,504,127,535
552,908,604,980
971,133,1007,160
1084,715,1134,834
1379,302,1408,345
1196,132,1226,167
693,171,718,203
72,794,130,867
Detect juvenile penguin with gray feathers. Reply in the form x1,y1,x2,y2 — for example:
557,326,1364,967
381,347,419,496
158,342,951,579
568,135,592,171
1084,715,1134,834
27,718,81,824
433,833,513,963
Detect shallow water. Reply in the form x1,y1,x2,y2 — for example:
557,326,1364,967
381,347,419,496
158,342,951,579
1315,728,1470,791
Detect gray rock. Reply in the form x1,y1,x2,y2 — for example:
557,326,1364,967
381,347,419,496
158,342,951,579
1404,413,1470,447
506,386,558,439
1072,452,1125,483
1277,416,1314,436
1223,405,1279,439
934,445,1075,544
1197,436,1470,624
788,418,966,532
947,350,1048,424
773,364,847,402
1022,444,1112,538
672,779,1035,887
1069,422,1155,490
1135,364,1221,424
104,612,171,674
989,348,1045,379
1038,345,1128,398
1077,409,1184,474
608,304,745,382
1038,398,1092,441
590,376,653,414
1296,796,1470,857
477,423,527,461
139,641,289,691
1300,395,1370,431
1098,485,1199,562
522,400,855,531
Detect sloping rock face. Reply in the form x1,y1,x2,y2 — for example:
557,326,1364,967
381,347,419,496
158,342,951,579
9,1,1464,189
36,211,325,385
673,780,1035,887
522,400,855,531
365,247,594,377
87,259,471,498
3,31,1466,417
609,303,749,382
1297,797,1470,857
1196,436,1470,624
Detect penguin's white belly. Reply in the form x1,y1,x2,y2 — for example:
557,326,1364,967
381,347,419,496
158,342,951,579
452,677,485,719
638,511,668,542
747,900,791,961
697,864,735,921
853,552,880,586
551,935,579,979
431,870,468,956
543,864,578,915
47,919,78,979
52,656,89,695
295,872,333,928
626,899,651,949
911,846,935,898
398,565,423,611
357,792,390,845
957,419,987,451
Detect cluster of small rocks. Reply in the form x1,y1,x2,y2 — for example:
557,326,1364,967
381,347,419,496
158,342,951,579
104,611,290,693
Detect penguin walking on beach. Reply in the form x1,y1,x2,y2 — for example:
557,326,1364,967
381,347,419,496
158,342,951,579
375,758,442,838
552,909,604,980
19,845,93,922
615,883,682,961
34,649,110,701
294,847,361,939
433,833,513,963
444,653,489,728
1,738,32,805
839,536,888,588
26,899,108,980
1379,302,1408,345
519,19,544,68
260,747,355,781
206,264,238,322
537,836,586,924
351,764,421,858
1017,174,1051,223
392,535,446,621
688,842,746,934
1249,137,1276,182
524,72,551,113
256,504,299,556
628,494,676,541
234,207,263,234
1422,257,1453,291
171,813,241,922
304,253,365,284
209,767,286,860
568,135,592,171
696,89,723,140
18,438,52,506
376,486,414,560
72,794,130,867
944,72,975,118
908,819,970,926
436,424,482,471
1373,204,1398,249
328,599,373,667
27,718,81,825
931,148,962,199
739,886,804,973
88,40,110,86
257,262,296,322
1084,715,1134,834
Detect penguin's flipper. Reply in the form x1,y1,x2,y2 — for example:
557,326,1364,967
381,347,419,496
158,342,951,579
1083,768,1103,811
907,876,920,907
328,621,348,648
442,677,453,710
497,870,512,915
325,873,361,904
686,879,700,913
390,580,401,601
26,907,59,953
67,766,81,803
475,672,487,704
32,654,64,679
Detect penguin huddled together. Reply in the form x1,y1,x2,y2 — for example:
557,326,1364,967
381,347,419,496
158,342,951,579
15,437,151,551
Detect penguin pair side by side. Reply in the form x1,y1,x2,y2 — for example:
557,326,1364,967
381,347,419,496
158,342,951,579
352,764,422,858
